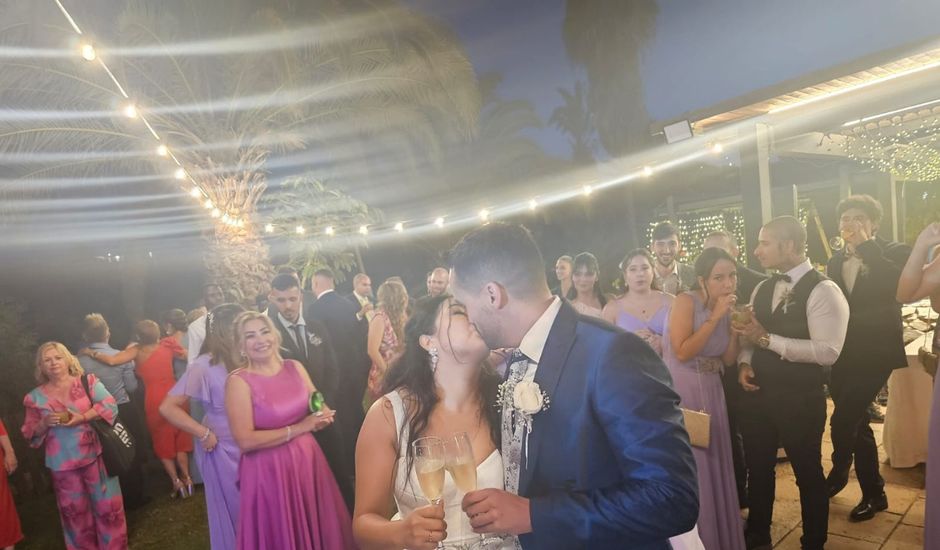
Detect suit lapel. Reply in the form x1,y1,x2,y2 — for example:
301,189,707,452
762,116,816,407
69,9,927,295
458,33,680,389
519,301,578,495
272,315,303,360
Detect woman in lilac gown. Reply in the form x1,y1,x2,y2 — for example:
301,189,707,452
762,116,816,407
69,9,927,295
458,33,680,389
603,248,673,356
160,303,245,550
895,222,940,549
662,248,745,550
226,311,357,550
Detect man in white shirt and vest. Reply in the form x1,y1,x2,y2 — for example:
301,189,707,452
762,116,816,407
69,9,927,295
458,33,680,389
734,216,849,550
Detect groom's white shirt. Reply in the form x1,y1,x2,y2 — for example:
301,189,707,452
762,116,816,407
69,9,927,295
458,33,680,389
517,296,562,383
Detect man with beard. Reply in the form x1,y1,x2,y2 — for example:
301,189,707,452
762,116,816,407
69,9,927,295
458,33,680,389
650,222,696,295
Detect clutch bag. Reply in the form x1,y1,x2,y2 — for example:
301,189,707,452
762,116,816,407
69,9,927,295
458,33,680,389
681,408,711,449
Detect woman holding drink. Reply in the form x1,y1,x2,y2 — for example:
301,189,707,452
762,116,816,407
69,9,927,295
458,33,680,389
353,295,510,550
21,342,127,550
225,311,355,550
662,248,745,550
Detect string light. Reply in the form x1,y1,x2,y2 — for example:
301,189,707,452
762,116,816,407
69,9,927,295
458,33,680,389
394,222,404,232
434,217,445,228
174,167,186,180
295,225,305,235
842,114,940,181
211,208,221,218
710,142,724,154
643,166,654,177
529,199,539,211
80,43,96,61
52,2,243,228
359,225,369,236
324,226,335,236
264,223,274,233
204,199,213,209
582,185,592,196
478,209,490,222
189,187,201,198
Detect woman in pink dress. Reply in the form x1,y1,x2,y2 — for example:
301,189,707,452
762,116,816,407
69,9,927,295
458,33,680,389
21,342,127,550
365,279,408,405
225,311,356,550
0,418,24,549
896,222,940,549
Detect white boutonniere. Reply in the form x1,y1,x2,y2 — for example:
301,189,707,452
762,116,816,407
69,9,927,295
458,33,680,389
497,375,550,463
780,288,797,314
307,333,323,347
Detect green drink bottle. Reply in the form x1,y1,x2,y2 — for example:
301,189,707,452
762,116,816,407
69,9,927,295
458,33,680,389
308,391,325,413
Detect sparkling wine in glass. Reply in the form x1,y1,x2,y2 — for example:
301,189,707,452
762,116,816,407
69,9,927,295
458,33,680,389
446,432,477,493
446,433,501,550
413,437,446,549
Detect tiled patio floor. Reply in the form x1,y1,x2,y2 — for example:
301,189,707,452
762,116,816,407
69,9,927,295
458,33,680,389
765,401,925,549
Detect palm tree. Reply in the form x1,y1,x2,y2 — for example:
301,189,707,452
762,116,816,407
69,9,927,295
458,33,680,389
550,80,596,165
0,0,480,301
562,0,658,157
261,174,381,285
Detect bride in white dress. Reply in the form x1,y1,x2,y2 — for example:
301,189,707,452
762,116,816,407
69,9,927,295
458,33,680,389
354,295,512,550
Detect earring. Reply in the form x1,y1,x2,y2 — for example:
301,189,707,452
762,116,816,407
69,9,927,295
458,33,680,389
429,347,439,373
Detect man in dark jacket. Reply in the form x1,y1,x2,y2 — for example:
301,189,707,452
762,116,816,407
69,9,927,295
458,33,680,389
825,195,911,522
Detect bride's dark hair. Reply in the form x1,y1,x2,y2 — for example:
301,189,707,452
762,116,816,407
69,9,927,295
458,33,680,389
381,294,501,476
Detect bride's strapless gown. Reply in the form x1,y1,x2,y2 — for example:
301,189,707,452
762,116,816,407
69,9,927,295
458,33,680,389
386,391,514,549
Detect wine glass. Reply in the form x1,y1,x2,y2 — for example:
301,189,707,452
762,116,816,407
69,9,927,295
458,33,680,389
829,235,845,252
445,433,502,550
413,436,446,549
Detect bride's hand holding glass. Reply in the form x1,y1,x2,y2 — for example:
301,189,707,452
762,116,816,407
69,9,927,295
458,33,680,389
399,503,447,550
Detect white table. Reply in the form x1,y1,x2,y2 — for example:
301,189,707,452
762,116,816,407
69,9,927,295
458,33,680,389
883,331,935,468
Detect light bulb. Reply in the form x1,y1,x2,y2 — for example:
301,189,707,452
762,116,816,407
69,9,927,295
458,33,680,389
529,199,538,210
80,43,96,61
122,103,138,119
710,142,724,154
204,199,213,209
479,209,490,222
296,225,305,235
211,208,221,218
174,168,186,180
189,187,200,198
359,225,369,236
643,166,654,177
324,226,335,236
157,144,169,157
434,217,445,228
264,224,274,233
394,222,404,232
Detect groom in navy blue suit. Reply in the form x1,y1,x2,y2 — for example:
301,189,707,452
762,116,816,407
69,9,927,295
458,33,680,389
453,223,698,550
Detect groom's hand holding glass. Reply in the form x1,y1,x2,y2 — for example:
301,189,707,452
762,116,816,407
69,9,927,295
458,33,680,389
462,488,532,536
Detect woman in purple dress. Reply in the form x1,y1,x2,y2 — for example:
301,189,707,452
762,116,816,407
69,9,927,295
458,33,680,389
160,304,245,550
225,311,357,550
896,221,940,549
662,248,745,550
603,248,673,356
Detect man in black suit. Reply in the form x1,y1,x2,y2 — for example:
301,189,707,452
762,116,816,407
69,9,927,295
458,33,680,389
346,272,376,321
307,268,371,471
825,195,911,522
703,230,768,509
267,273,353,510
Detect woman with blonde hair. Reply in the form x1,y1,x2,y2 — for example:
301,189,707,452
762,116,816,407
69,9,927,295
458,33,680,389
21,342,127,549
225,311,355,549
365,279,409,405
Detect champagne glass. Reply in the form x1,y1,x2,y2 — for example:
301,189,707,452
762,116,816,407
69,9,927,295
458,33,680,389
446,433,502,550
413,437,446,549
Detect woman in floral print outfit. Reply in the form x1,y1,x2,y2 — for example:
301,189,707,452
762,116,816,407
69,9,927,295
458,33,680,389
21,342,127,550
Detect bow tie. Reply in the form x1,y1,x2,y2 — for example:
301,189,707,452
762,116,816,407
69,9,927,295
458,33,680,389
770,273,792,283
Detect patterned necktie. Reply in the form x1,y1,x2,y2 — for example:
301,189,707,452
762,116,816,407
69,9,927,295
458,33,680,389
502,349,530,494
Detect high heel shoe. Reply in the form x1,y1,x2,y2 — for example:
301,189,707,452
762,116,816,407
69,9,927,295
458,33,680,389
171,478,186,499
183,477,194,498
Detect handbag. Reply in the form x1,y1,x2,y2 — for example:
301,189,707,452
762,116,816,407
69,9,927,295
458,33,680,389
681,408,711,449
80,376,136,476
681,357,716,449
